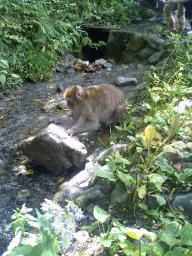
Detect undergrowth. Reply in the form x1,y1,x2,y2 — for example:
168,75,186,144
93,34,192,255
0,0,149,89
0,0,84,89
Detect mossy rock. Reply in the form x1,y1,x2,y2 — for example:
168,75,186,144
146,34,165,50
136,47,155,61
127,33,145,52
105,30,132,61
120,51,137,63
148,51,163,64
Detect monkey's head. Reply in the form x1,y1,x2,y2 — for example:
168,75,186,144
63,86,84,109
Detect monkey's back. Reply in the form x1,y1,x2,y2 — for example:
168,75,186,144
84,84,125,123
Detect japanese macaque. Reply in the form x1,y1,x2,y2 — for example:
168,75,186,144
51,84,126,136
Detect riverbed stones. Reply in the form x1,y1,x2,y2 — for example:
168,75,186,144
172,192,192,221
115,76,137,87
94,58,113,68
20,124,87,174
54,162,113,207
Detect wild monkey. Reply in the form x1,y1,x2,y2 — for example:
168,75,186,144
51,84,126,136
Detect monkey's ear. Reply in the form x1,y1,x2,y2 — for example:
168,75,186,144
76,86,84,101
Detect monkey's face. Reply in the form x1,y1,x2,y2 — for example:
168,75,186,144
64,86,84,110
66,98,74,109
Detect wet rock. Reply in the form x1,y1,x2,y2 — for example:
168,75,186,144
105,30,131,61
95,59,113,69
54,162,113,207
174,100,192,114
95,58,107,65
66,236,104,256
121,82,147,96
172,192,192,221
56,66,66,73
134,82,147,91
74,231,89,243
66,67,75,74
110,184,128,205
148,51,163,64
63,53,76,66
16,189,30,203
115,76,137,87
20,124,87,174
103,62,113,68
146,35,165,50
162,141,190,162
97,144,129,165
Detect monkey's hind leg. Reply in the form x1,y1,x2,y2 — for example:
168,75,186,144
111,104,126,124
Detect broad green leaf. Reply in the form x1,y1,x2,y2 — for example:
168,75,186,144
159,221,180,247
164,247,189,256
138,203,148,210
42,250,54,256
110,227,127,242
152,194,166,206
126,228,143,240
148,173,167,191
155,158,175,175
180,223,192,246
100,238,112,247
175,168,192,182
11,245,34,256
93,205,110,223
117,171,133,187
93,165,115,182
144,115,153,123
136,147,143,153
147,209,159,218
0,59,9,68
125,227,156,242
137,185,146,199
141,228,157,242
11,73,21,78
0,74,6,85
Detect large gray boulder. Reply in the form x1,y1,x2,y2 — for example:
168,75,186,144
20,124,87,174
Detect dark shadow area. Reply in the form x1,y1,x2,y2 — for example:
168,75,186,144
82,26,110,62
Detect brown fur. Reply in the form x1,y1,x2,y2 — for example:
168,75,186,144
51,84,126,135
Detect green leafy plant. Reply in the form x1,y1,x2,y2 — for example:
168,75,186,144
94,206,192,256
3,199,83,256
0,0,83,88
92,35,192,255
